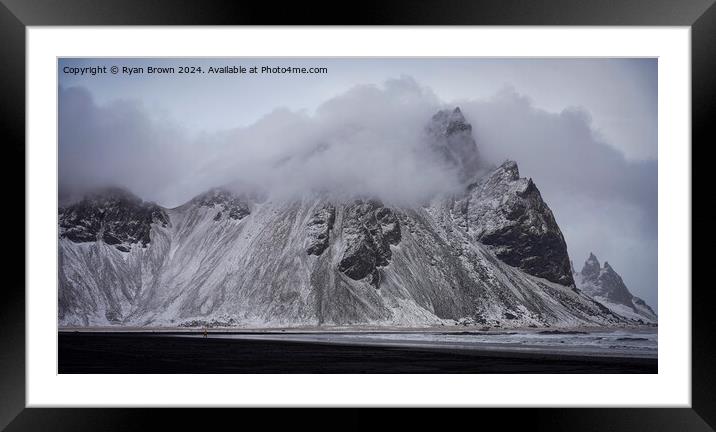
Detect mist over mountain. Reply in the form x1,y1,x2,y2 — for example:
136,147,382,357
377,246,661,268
60,78,465,206
58,95,656,327
454,89,658,310
58,75,657,317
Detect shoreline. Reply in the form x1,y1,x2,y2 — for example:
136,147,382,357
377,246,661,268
58,332,658,374
58,323,657,334
57,327,658,360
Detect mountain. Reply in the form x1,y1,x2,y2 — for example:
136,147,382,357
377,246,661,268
58,108,644,328
59,187,169,252
455,160,574,287
574,253,657,323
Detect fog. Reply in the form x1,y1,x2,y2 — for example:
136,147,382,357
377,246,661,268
58,75,657,309
60,77,464,206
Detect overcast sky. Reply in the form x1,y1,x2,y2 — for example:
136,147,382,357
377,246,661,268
58,57,657,310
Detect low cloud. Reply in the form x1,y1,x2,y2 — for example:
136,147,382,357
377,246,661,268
60,77,462,206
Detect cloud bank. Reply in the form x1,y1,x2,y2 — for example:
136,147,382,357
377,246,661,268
60,77,464,206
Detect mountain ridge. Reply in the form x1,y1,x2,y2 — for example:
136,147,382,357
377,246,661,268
58,107,655,328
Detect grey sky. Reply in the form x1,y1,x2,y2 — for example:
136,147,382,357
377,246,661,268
58,57,657,310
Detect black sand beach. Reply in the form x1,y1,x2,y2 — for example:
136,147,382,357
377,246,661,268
58,332,657,374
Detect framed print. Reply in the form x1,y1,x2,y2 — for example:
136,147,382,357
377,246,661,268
4,0,713,430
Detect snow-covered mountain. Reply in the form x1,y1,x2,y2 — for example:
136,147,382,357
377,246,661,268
574,253,657,323
58,108,652,328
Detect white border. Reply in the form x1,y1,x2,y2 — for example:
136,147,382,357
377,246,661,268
27,27,690,407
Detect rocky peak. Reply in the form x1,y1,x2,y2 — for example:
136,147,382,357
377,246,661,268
426,106,481,182
192,187,252,222
460,160,575,287
433,106,470,133
59,187,169,252
467,160,524,196
499,160,520,180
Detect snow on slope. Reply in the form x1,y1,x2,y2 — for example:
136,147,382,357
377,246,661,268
58,184,629,328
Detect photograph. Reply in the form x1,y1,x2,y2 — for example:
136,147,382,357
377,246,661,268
3,0,709,426
56,57,658,374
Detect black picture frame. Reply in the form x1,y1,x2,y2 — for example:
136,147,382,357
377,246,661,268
3,0,712,430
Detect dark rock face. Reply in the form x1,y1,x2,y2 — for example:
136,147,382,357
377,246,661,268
338,199,401,287
306,205,336,256
426,107,481,182
461,161,575,287
192,187,251,221
59,187,168,251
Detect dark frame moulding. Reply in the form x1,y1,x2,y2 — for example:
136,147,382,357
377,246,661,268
2,0,712,430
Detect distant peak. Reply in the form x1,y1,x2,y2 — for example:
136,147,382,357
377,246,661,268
580,252,601,280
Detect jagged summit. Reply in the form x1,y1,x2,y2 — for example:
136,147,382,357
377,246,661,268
456,159,575,287
426,106,481,182
575,254,657,323
578,253,631,303
581,252,601,280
